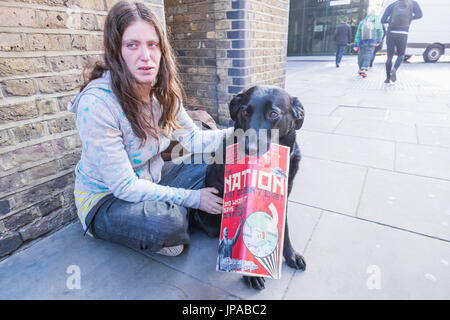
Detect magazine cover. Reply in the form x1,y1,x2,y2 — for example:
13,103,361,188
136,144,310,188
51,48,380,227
216,143,290,279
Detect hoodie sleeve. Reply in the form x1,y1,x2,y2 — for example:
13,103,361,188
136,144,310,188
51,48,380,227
381,3,393,24
172,104,233,154
412,1,423,20
75,93,201,208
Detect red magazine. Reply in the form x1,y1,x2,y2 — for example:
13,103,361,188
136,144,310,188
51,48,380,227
216,143,290,279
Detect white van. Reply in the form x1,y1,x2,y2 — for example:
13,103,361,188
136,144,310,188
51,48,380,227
380,0,450,62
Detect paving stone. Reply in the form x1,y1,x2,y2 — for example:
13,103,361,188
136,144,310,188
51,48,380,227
302,115,342,133
298,130,396,170
284,212,450,299
302,103,338,116
331,106,388,120
334,118,417,143
289,157,367,216
358,169,450,241
396,143,450,180
150,202,321,299
386,110,450,127
0,223,234,299
417,125,450,148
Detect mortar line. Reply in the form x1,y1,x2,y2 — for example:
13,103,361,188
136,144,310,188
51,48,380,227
147,256,244,300
299,155,450,183
281,209,324,300
354,167,370,218
287,200,450,244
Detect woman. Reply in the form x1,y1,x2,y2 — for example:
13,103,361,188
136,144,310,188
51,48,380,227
68,1,232,256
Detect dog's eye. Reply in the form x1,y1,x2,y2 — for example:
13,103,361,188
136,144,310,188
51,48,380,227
269,111,279,119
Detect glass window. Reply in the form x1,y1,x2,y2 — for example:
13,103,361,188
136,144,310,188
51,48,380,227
288,0,370,56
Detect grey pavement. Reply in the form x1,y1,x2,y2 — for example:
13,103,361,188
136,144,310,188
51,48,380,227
1,55,450,299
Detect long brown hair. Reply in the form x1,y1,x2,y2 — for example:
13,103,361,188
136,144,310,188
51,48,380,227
81,1,184,146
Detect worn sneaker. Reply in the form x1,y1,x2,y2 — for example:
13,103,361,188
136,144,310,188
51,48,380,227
156,244,184,256
384,78,390,83
359,70,367,78
390,68,397,82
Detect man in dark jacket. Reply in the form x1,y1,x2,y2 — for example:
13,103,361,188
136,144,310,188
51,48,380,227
381,0,423,83
334,17,352,67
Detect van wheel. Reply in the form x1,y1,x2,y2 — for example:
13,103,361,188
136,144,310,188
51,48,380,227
423,44,443,63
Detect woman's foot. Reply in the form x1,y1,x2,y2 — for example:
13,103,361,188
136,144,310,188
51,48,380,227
156,244,184,256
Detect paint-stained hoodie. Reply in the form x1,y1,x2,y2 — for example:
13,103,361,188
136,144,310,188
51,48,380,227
68,71,232,233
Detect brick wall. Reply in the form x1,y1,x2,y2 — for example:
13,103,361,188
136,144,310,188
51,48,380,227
0,0,164,259
0,0,289,259
164,0,219,119
166,0,290,125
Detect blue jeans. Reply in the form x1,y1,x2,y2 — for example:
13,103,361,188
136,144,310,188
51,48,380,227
89,159,208,256
335,44,346,65
358,43,376,70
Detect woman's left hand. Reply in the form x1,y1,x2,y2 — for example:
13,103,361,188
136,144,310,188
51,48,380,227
198,187,223,215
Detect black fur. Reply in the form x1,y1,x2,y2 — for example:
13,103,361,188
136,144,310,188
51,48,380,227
195,85,306,290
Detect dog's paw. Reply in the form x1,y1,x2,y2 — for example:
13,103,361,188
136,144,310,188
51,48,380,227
285,251,306,271
243,276,265,290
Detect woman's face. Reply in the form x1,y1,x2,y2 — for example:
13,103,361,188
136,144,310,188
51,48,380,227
121,20,162,85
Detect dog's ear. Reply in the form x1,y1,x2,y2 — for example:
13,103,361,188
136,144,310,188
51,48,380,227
229,94,243,122
291,97,305,130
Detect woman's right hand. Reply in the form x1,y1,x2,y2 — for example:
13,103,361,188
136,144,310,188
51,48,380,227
199,187,223,215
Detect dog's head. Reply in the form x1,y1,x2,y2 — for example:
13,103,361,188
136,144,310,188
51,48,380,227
229,85,305,156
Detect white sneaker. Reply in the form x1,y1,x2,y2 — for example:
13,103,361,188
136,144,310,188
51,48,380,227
156,244,184,256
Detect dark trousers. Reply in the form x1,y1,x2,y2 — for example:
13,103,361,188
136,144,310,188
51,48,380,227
370,43,382,67
335,44,346,65
89,160,208,257
386,32,408,77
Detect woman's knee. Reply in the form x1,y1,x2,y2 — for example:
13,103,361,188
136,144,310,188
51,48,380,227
144,201,189,243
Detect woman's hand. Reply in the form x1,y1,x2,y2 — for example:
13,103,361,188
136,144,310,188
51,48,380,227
199,187,223,215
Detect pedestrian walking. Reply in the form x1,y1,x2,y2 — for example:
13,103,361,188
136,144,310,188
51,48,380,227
353,9,383,78
334,16,352,68
381,0,423,83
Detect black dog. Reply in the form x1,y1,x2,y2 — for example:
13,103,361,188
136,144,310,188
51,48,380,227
193,85,306,290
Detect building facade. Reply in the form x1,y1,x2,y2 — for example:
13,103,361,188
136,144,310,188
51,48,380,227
288,0,374,56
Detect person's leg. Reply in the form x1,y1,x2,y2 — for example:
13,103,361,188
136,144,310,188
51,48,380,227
91,196,190,256
160,156,218,235
391,33,408,81
90,158,209,257
336,45,344,66
370,45,379,67
335,44,340,66
385,33,395,82
159,157,207,191
362,44,376,71
358,47,364,71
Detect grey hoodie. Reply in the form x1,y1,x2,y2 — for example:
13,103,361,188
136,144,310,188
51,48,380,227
68,71,232,232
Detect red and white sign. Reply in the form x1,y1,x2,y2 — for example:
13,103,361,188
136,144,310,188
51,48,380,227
216,143,290,279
